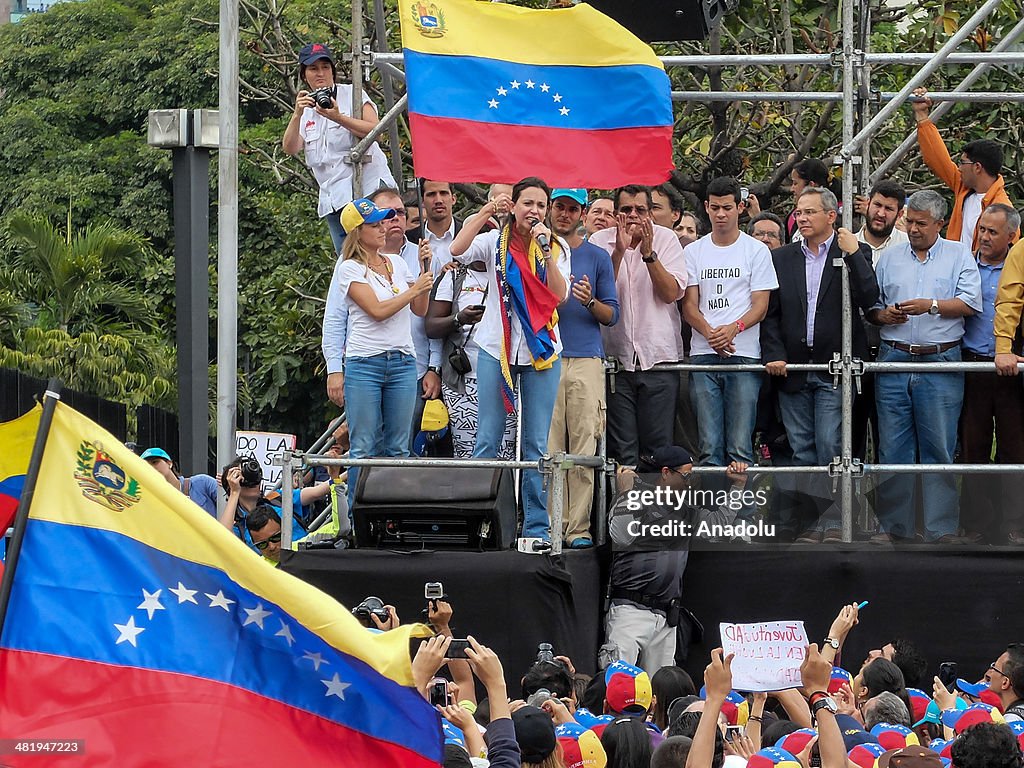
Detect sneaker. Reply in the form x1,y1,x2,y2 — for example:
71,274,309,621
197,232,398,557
569,538,594,549
1007,532,1024,547
822,529,844,543
796,530,823,544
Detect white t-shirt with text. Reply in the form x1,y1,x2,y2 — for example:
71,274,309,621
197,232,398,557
684,232,779,358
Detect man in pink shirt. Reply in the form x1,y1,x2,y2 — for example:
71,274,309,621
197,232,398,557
590,185,688,466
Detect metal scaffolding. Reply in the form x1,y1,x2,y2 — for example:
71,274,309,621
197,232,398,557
333,0,1024,548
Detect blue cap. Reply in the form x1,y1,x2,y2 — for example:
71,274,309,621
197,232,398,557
299,43,335,67
551,188,588,206
140,447,172,462
955,678,986,697
341,197,397,233
915,696,966,727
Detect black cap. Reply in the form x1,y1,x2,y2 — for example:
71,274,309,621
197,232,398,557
639,445,693,472
512,706,556,763
299,43,334,67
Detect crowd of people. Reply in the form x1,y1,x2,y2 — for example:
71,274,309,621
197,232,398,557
363,596,1024,768
254,41,1024,548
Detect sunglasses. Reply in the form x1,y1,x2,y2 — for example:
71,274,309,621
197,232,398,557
618,205,649,215
253,531,282,551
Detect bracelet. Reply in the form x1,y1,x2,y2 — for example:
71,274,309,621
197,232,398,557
585,298,596,310
747,715,764,723
735,319,746,333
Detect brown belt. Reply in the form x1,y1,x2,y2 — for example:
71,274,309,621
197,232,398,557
889,340,961,355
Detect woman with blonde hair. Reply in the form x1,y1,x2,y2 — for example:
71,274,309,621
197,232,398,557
335,197,433,505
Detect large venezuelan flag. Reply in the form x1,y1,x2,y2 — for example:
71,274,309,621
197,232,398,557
399,0,674,187
0,402,442,767
0,406,40,538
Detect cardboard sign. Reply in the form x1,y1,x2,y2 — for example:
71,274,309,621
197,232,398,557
719,620,809,692
235,431,297,492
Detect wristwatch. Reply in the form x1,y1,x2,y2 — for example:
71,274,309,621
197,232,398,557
929,298,940,315
642,251,658,264
428,365,441,374
822,636,840,650
810,692,838,717
585,298,597,310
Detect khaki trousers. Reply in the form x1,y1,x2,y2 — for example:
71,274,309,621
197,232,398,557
547,357,605,542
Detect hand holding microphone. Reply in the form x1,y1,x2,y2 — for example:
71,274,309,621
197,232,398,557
529,218,552,253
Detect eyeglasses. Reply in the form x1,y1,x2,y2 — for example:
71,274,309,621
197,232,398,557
386,208,407,217
618,206,649,215
988,662,1008,677
958,158,979,167
253,531,282,551
754,231,782,242
794,208,825,218
668,467,692,480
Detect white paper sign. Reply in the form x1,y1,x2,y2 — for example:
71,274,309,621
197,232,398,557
235,431,297,492
719,620,808,692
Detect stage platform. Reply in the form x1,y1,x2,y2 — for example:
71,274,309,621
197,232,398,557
282,545,1024,685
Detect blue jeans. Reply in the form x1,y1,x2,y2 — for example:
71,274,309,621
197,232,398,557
777,374,843,532
325,210,346,255
344,351,418,509
474,351,561,540
875,343,963,541
690,355,761,466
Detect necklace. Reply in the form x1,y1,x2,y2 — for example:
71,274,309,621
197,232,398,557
368,257,399,294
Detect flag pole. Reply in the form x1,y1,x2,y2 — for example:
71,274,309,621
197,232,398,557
0,380,63,640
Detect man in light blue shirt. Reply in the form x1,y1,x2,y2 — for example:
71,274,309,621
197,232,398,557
868,190,982,544
959,204,1024,545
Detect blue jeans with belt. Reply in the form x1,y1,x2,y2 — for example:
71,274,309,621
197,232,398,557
474,351,561,541
874,342,963,540
344,351,418,509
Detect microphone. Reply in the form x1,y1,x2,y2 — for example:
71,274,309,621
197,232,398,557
529,218,551,252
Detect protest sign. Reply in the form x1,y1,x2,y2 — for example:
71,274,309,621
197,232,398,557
719,621,808,691
235,431,297,492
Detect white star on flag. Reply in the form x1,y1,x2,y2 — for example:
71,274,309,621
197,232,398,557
206,590,235,612
539,83,550,93
553,93,562,103
559,107,570,116
137,589,165,620
322,673,351,700
242,603,272,629
275,621,295,646
488,99,499,109
303,651,328,672
525,79,535,89
497,87,508,96
114,616,145,647
169,582,198,604
510,80,520,89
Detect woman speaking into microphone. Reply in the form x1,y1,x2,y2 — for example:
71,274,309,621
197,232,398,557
449,177,570,543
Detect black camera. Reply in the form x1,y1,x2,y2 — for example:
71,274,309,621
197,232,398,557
238,455,263,488
352,596,391,628
309,87,334,110
448,345,472,376
537,642,556,665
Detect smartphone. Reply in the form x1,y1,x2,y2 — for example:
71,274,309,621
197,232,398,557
470,304,485,311
939,661,958,692
447,638,471,659
429,677,451,707
725,725,743,743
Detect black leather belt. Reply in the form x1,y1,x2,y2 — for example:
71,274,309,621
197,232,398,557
890,340,960,355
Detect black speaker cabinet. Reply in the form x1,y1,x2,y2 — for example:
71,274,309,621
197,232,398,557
586,0,735,42
353,465,518,550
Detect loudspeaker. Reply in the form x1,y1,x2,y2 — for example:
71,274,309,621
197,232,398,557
353,466,518,550
586,0,736,42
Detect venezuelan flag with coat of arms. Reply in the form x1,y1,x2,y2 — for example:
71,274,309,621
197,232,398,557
399,0,673,187
0,401,442,767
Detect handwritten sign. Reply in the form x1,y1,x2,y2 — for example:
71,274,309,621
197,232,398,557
719,620,808,692
235,431,297,492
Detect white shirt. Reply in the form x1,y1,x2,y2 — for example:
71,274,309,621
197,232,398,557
336,255,416,357
434,265,490,377
856,226,909,267
298,84,396,218
684,231,779,358
961,192,983,251
426,219,457,265
459,229,571,365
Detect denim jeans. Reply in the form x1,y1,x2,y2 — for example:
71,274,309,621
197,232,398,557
474,351,561,540
874,343,963,541
344,351,418,509
690,355,761,466
777,373,843,532
325,210,346,255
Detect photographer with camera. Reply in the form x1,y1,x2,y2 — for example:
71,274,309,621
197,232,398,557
281,43,396,254
218,452,339,553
